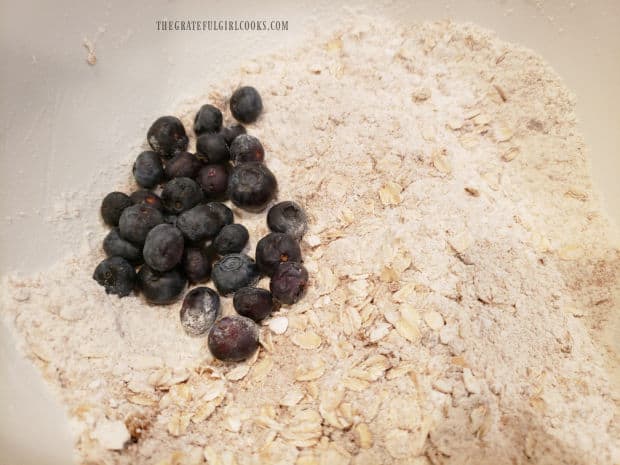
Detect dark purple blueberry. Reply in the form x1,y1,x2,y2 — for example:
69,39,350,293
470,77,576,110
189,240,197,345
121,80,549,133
193,104,223,135
101,192,132,226
180,287,221,336
147,116,188,159
255,233,302,277
213,224,249,255
137,265,186,305
196,133,230,164
205,202,234,227
220,124,246,146
118,204,164,245
133,151,164,188
143,224,184,272
93,256,136,297
270,261,308,305
211,253,259,296
161,177,203,214
230,86,263,124
182,246,212,284
164,152,202,179
267,201,308,240
229,134,265,164
176,204,227,243
233,287,278,322
102,228,143,265
197,164,229,198
130,189,164,211
228,162,277,212
208,316,259,362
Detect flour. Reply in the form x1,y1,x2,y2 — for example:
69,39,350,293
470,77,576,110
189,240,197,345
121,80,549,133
1,16,619,465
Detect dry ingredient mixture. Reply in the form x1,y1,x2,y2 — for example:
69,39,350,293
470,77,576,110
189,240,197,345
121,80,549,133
1,16,619,465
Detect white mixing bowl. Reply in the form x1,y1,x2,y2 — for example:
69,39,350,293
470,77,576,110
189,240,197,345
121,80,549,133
1,1,618,463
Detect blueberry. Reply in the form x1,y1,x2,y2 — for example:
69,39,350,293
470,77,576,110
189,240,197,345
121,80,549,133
137,265,186,305
147,116,189,159
228,162,277,212
161,177,203,214
130,189,164,211
196,133,230,164
196,164,229,199
143,224,184,272
229,134,265,164
133,151,164,188
267,201,308,240
182,246,212,284
220,124,246,146
208,316,259,362
118,204,164,245
270,261,308,305
93,256,137,297
211,253,259,296
255,232,302,277
205,202,234,227
213,224,249,255
101,192,132,226
164,152,202,179
176,204,227,243
233,287,278,322
230,86,263,124
180,287,221,336
193,104,223,135
103,228,143,265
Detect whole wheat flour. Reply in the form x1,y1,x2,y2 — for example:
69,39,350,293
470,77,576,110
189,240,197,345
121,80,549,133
1,16,619,465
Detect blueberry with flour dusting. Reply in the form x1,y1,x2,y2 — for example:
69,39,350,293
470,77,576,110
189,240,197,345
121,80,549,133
267,201,308,240
180,287,221,336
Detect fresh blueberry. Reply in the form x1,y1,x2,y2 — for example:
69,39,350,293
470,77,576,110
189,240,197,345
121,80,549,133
118,204,164,245
147,116,189,159
211,253,259,296
164,152,202,179
267,201,308,240
133,151,164,188
196,164,229,199
213,224,249,255
255,232,302,277
193,104,223,135
103,228,143,265
229,134,265,164
93,256,137,297
180,286,221,336
130,189,164,211
228,162,277,212
161,177,203,214
137,265,186,305
196,133,230,164
219,124,246,146
182,246,212,284
176,204,227,243
230,86,263,124
233,287,278,322
143,224,184,272
208,315,259,362
270,261,308,305
205,202,234,227
101,192,132,226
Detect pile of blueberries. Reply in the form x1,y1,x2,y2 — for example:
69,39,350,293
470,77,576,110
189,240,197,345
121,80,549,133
93,86,309,362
